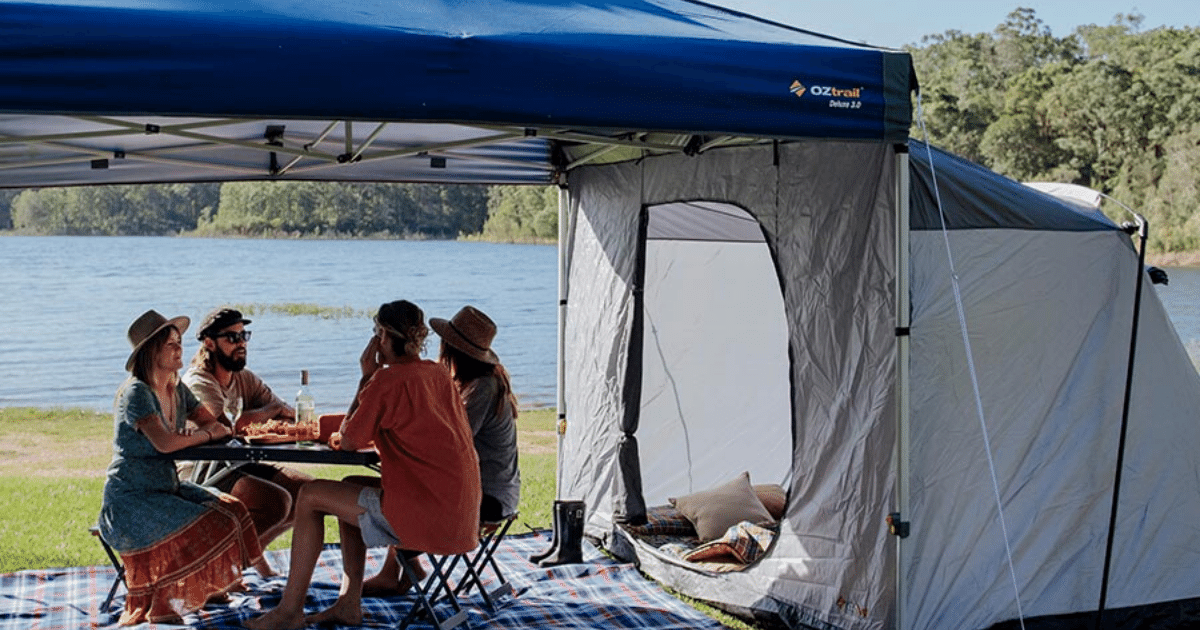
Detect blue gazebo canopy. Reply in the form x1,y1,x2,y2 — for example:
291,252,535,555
0,0,915,187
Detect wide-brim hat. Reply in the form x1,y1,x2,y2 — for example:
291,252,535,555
430,306,499,365
125,309,190,371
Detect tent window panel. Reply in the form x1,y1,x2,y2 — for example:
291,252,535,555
638,202,791,507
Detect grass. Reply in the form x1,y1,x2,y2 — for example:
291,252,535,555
0,406,754,629
0,406,558,571
232,302,371,320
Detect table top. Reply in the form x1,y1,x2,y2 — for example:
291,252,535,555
165,439,380,467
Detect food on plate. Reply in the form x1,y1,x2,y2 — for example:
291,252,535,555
239,419,319,442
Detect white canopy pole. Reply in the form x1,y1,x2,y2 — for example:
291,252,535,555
555,182,569,498
893,146,912,629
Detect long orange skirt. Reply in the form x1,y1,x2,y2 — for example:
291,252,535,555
117,494,263,625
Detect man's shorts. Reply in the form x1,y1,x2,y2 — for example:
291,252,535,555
357,485,402,548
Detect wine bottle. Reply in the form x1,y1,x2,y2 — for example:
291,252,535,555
296,369,315,425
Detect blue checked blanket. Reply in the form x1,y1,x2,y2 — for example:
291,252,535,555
1,531,728,630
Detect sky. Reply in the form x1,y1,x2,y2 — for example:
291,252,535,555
712,1,1197,48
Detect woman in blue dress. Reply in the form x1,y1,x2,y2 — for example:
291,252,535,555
98,310,264,625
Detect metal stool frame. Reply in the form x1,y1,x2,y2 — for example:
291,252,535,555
88,525,125,614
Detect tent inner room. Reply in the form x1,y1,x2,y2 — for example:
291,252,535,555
637,200,792,507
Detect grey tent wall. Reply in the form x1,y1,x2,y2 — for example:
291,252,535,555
561,141,900,630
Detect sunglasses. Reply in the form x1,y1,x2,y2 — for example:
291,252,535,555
213,330,252,344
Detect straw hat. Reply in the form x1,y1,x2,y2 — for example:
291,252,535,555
125,309,190,371
430,306,499,365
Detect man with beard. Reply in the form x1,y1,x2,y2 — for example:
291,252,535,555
182,307,314,576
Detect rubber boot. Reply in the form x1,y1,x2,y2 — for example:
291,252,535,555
528,500,563,564
538,500,585,567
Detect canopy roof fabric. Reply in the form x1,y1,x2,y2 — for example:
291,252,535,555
0,0,914,188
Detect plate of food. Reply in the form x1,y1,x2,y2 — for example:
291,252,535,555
240,419,319,444
244,434,299,445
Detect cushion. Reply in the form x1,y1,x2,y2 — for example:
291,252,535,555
670,472,775,542
682,520,776,565
624,504,696,537
753,484,787,520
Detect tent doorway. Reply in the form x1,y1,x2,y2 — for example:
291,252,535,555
636,201,792,506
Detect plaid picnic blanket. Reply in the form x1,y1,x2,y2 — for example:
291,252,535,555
1,531,729,630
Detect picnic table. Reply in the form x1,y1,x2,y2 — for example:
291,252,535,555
161,439,379,485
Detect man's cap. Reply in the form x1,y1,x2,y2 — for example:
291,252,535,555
197,307,251,339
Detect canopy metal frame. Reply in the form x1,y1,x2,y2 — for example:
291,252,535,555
0,114,768,188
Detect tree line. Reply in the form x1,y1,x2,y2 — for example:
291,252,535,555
0,9,1196,251
909,9,1200,252
0,182,558,242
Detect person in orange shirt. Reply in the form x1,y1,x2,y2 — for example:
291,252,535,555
245,300,481,630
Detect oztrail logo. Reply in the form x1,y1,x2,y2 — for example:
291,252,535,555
789,80,863,100
790,79,865,110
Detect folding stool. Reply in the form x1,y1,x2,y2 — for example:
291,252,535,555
395,513,518,629
450,513,517,611
88,525,125,613
396,550,470,630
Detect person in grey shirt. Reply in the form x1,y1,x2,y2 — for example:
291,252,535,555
359,305,521,597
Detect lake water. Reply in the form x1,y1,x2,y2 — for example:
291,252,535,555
0,236,557,414
1,236,1198,414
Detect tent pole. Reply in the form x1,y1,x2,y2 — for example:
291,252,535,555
893,145,912,630
1095,215,1148,629
555,183,569,500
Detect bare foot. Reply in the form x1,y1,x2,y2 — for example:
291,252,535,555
305,599,363,627
254,557,277,578
243,606,306,630
207,579,248,605
362,561,425,598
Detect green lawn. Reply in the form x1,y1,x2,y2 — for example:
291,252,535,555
0,406,755,629
0,406,557,572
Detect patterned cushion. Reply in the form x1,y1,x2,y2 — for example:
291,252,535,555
682,521,776,566
625,504,696,536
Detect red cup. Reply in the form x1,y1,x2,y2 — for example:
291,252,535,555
319,413,344,443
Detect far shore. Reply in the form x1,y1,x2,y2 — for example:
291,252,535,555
1146,251,1200,267
0,230,557,246
3,231,1198,265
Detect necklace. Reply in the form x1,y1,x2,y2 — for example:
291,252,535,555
155,381,176,428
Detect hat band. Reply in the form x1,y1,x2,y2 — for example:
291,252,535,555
375,319,408,340
447,320,491,354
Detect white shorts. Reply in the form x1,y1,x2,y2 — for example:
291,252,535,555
356,486,402,548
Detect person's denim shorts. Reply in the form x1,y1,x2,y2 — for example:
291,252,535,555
357,486,402,547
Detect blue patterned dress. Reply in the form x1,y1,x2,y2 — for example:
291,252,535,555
98,377,261,625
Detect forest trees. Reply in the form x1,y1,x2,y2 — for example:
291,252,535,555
479,186,559,242
197,182,490,238
910,10,1200,252
2,180,558,242
10,184,220,236
6,182,497,239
